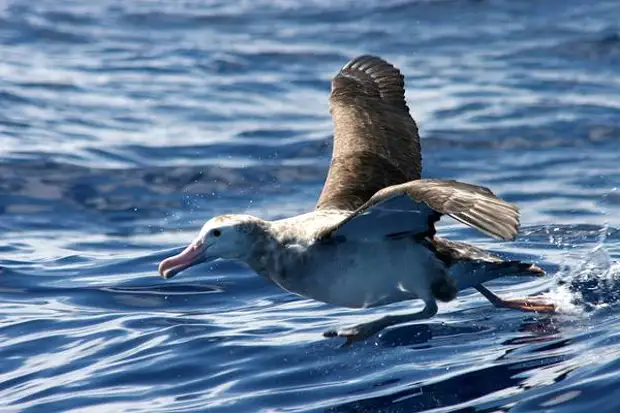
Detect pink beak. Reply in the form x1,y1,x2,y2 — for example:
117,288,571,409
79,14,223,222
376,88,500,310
158,240,208,279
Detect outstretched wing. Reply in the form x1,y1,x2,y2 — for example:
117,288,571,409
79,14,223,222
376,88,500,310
317,179,520,242
316,55,422,211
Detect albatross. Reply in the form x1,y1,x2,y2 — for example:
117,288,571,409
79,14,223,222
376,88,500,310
158,55,555,345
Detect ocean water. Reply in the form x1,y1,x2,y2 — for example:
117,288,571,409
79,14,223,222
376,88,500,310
1,0,620,411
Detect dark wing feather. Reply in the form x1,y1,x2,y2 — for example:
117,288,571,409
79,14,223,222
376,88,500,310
316,55,421,211
319,179,520,241
317,192,439,243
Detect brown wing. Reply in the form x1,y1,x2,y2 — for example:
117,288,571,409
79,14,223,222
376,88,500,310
319,179,520,241
315,55,421,211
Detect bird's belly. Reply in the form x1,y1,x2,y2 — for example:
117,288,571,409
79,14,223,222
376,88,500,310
292,240,440,309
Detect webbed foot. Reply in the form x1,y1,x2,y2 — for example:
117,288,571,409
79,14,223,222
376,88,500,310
499,297,557,313
323,323,382,347
476,285,556,313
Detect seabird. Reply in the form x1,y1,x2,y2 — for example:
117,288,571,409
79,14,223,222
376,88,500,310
158,55,555,345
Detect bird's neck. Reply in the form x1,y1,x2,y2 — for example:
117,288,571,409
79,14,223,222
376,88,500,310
244,226,303,282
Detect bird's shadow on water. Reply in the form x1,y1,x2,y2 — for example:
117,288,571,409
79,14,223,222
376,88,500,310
326,318,567,413
372,314,560,349
376,321,487,348
325,359,570,413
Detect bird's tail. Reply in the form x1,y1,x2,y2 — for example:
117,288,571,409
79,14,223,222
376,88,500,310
451,260,544,292
432,237,545,292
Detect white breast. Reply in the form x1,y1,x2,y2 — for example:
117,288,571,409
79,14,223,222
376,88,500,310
283,238,444,309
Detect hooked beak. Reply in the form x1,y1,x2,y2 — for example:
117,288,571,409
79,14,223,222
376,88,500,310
158,240,214,279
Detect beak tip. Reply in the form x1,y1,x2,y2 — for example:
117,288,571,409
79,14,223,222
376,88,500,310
157,242,208,280
157,259,173,280
159,268,175,280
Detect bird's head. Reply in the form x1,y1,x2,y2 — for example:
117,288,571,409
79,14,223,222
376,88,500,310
158,214,263,279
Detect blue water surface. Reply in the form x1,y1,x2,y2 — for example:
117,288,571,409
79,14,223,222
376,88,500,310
1,0,620,412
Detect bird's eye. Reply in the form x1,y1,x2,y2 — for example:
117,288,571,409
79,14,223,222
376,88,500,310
212,229,221,237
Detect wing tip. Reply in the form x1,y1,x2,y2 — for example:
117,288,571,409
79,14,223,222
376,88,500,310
333,54,409,113
342,54,393,71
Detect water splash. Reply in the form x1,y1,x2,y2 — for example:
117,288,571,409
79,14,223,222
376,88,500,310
544,225,620,314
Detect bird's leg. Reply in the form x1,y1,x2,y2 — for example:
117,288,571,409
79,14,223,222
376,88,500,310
324,300,438,347
475,285,556,313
